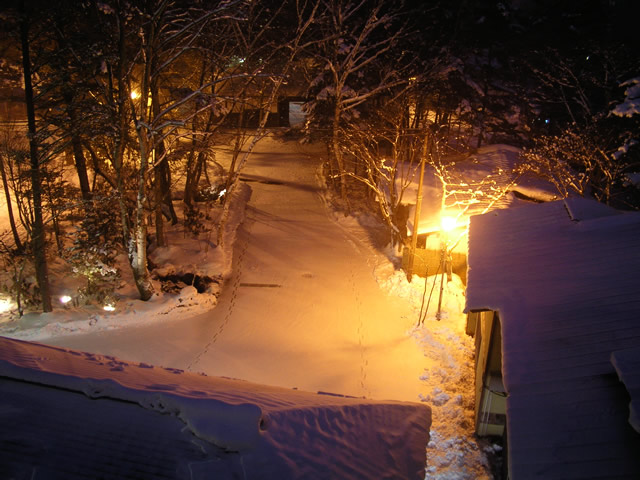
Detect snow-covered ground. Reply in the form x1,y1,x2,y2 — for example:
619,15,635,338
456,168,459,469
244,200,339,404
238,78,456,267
0,135,492,478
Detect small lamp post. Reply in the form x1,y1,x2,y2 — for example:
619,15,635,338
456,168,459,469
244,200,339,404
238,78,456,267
436,214,457,320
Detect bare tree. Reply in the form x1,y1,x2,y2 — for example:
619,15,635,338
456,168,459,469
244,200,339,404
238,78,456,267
19,6,52,311
338,83,430,246
0,127,25,253
90,0,319,298
79,0,249,300
519,124,631,206
304,0,411,209
216,0,321,245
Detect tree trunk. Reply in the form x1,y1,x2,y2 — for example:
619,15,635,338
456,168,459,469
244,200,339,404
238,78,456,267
184,65,215,208
224,108,246,190
162,160,177,224
114,8,131,252
132,130,154,301
127,5,157,302
71,132,92,202
0,153,24,253
185,151,206,207
62,89,92,202
112,5,153,301
332,102,349,210
154,178,165,247
184,149,196,207
42,174,63,253
150,78,177,244
20,11,52,312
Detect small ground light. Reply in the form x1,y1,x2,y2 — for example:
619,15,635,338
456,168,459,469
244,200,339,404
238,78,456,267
60,295,72,304
0,298,14,313
103,304,116,312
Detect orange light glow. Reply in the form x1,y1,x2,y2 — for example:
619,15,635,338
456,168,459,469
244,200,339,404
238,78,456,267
440,216,458,232
0,298,14,313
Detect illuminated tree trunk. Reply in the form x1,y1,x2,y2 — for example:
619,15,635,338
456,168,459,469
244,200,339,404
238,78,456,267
184,151,207,207
111,3,154,302
58,54,91,202
150,79,173,248
130,107,154,301
71,136,91,202
0,153,23,253
332,101,349,209
63,93,92,202
128,10,156,302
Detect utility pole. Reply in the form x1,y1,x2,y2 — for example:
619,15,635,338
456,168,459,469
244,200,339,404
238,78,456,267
406,130,429,281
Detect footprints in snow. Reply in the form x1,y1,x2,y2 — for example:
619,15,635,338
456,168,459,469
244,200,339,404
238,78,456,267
350,269,371,399
187,224,252,371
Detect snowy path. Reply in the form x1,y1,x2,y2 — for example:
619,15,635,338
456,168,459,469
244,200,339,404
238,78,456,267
47,144,426,402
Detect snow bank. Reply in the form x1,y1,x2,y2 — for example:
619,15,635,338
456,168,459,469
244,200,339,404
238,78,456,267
612,77,640,118
0,336,431,479
373,264,492,479
0,182,252,342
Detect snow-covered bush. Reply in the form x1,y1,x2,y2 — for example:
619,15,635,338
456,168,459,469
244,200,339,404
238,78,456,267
0,235,39,317
184,204,213,238
65,198,121,305
0,259,39,318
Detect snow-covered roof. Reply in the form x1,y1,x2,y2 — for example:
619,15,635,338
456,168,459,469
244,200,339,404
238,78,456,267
444,144,557,217
611,347,640,434
465,197,640,479
0,336,431,479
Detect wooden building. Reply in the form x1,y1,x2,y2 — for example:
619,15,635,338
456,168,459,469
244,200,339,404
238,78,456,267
465,198,640,479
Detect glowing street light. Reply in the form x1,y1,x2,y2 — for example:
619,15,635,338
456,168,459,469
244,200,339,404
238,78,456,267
436,213,462,321
60,295,72,304
103,304,116,312
440,215,458,233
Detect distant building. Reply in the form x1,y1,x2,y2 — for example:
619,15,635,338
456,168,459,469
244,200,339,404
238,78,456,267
0,85,26,127
465,197,640,479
